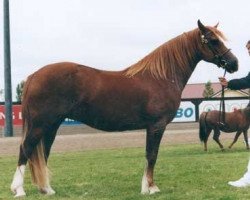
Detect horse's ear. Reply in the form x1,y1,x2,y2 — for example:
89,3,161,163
214,22,219,28
198,20,209,34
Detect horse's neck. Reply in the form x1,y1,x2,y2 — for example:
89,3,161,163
168,35,201,91
172,60,199,92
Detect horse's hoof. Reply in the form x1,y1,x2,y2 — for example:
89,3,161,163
221,148,225,152
39,187,56,195
14,192,26,198
149,185,160,194
11,186,26,198
141,185,160,195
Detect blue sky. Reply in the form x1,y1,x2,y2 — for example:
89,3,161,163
1,0,250,100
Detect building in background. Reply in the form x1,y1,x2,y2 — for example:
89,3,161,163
182,83,249,99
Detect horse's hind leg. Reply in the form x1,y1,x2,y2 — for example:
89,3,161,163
11,120,61,197
141,120,165,195
204,127,212,151
213,129,224,150
229,131,242,149
11,127,44,197
243,130,249,150
10,154,26,197
39,122,62,195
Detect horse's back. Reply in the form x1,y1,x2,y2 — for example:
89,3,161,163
25,62,102,95
22,62,100,118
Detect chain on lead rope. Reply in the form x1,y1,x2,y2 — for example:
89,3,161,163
218,69,227,126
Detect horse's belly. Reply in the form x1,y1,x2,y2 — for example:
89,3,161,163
83,117,146,132
69,109,147,132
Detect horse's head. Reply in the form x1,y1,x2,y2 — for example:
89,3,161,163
197,20,238,73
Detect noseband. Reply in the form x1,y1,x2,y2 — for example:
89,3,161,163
201,33,231,69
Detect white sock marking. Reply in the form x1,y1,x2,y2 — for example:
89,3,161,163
141,170,149,194
11,165,26,197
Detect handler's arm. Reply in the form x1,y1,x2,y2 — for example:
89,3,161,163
228,72,250,90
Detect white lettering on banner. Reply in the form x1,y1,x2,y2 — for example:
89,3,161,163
0,111,22,121
173,102,195,122
18,112,22,120
0,105,27,126
0,112,5,119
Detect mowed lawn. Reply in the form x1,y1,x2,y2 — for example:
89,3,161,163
1,141,250,200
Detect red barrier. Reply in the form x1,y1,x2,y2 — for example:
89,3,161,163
0,105,22,126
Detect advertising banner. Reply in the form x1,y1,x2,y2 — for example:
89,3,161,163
172,101,196,122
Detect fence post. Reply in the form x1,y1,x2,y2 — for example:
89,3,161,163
3,0,13,137
191,99,202,122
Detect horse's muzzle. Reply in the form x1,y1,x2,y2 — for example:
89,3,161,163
224,58,238,73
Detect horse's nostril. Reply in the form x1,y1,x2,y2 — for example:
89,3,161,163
220,60,227,67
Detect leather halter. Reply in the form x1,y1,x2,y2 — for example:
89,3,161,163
201,32,231,69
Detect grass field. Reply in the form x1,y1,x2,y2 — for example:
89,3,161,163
1,141,250,200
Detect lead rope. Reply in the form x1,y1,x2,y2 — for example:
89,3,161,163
219,69,227,126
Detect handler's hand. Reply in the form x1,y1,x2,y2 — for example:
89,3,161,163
218,77,228,87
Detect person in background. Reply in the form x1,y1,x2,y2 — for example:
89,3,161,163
219,40,250,187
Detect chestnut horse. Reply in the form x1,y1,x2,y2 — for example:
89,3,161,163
199,107,250,151
11,20,238,197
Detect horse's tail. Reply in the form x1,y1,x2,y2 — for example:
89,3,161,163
21,74,49,189
199,112,208,142
28,142,48,188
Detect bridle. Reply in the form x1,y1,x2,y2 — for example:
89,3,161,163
201,31,229,126
201,32,231,69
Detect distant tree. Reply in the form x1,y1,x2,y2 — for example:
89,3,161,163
203,81,214,98
16,81,25,102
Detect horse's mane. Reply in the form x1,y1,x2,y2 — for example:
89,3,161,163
124,26,226,80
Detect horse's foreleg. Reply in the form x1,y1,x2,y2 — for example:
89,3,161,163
141,121,165,195
213,129,224,150
243,130,249,150
229,131,242,149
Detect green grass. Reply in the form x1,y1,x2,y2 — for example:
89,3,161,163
1,141,250,200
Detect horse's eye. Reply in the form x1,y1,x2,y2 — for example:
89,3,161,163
210,39,219,45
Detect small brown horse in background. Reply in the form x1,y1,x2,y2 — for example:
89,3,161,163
199,107,250,151
11,20,238,197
